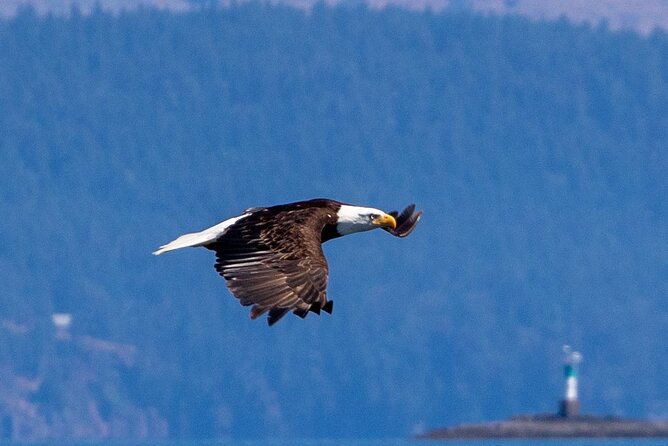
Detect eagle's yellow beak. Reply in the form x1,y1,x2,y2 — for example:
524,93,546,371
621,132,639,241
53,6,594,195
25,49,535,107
372,213,397,229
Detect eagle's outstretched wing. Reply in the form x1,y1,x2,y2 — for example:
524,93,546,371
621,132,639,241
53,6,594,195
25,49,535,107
206,207,334,325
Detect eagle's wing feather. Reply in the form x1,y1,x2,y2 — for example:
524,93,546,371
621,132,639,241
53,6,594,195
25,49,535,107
208,207,332,325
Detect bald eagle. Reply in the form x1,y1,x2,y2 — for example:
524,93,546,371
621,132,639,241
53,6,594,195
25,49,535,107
153,199,422,325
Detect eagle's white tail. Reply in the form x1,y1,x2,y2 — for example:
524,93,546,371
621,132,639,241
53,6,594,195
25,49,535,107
153,231,216,255
152,213,250,256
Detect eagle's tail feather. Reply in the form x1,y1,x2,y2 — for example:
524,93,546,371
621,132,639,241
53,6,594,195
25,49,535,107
152,231,218,255
153,213,250,256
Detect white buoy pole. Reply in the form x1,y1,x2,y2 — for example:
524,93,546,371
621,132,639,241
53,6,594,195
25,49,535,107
560,345,582,417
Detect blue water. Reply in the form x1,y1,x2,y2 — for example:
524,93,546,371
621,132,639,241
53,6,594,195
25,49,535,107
8,440,668,446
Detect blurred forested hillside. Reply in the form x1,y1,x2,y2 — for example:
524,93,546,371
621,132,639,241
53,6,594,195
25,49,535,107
1,3,667,440
4,0,668,35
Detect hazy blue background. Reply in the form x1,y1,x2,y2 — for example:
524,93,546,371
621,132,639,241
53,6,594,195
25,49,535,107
1,0,667,441
6,439,668,446
4,440,668,446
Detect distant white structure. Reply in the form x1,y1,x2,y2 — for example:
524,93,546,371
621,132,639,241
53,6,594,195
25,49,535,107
51,313,73,341
51,313,72,330
559,345,582,417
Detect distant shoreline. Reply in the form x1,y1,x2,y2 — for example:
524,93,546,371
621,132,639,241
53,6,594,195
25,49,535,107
418,414,668,439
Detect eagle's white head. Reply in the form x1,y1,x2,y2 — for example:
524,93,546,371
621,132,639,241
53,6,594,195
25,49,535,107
335,204,397,236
